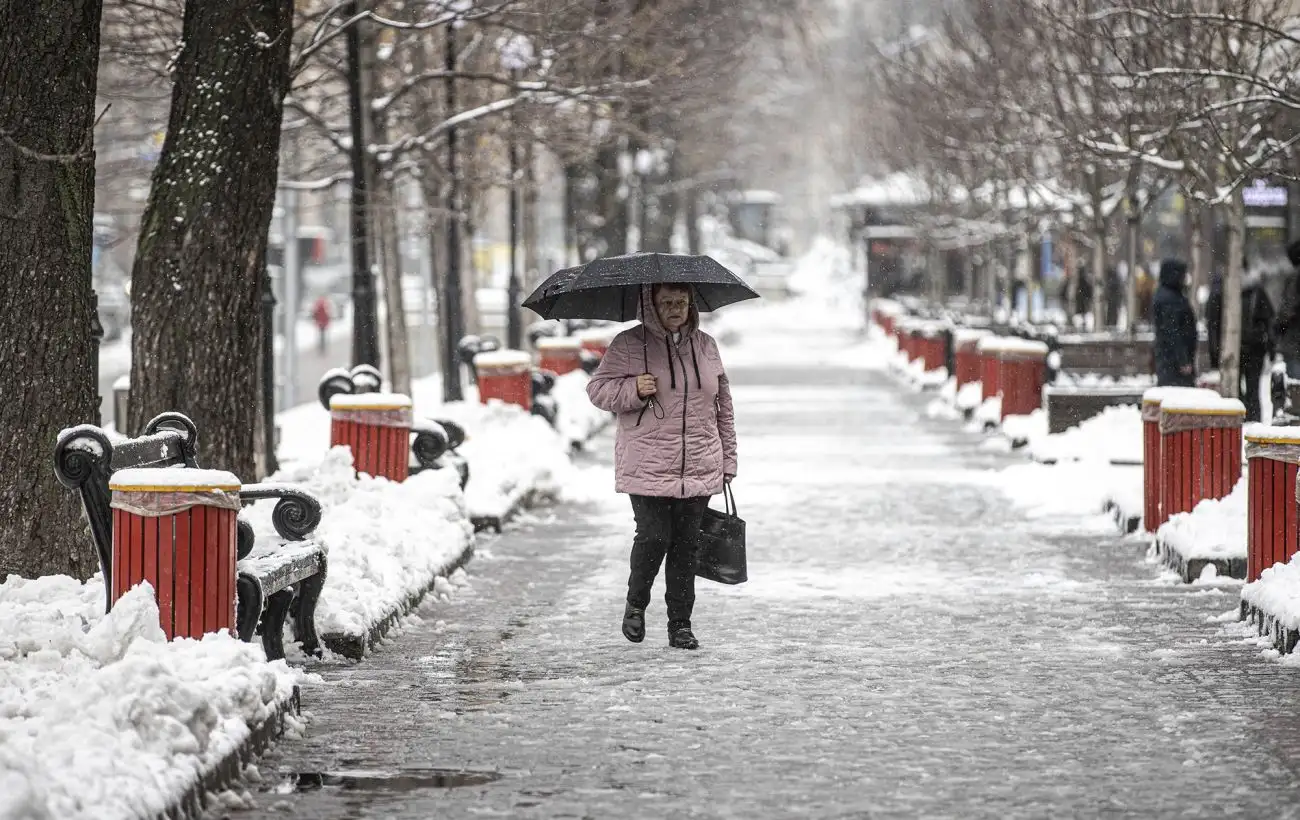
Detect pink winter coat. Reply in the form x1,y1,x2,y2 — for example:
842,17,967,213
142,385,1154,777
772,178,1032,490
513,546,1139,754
586,289,738,498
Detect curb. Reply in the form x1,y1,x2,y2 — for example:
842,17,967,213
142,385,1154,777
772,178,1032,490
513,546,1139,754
321,540,476,660
156,686,301,820
1152,536,1246,582
1240,600,1300,655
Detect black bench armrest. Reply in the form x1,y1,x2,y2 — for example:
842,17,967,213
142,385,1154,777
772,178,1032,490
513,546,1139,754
411,419,450,468
239,483,322,541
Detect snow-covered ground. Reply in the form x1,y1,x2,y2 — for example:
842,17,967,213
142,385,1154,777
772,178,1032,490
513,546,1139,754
252,450,474,643
0,579,299,820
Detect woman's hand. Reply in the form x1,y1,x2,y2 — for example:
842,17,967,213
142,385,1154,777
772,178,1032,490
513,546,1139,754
724,474,734,484
636,374,658,399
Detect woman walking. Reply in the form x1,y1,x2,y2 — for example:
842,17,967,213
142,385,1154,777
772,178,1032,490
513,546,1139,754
586,282,738,650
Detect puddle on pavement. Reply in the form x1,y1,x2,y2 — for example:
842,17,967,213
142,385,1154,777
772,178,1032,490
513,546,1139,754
281,768,502,793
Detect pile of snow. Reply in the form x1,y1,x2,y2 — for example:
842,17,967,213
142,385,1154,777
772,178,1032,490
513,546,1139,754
550,371,612,449
996,460,1121,523
0,577,297,820
1102,468,1146,529
1002,411,1048,445
434,398,576,521
1157,478,1247,562
955,382,984,412
253,449,474,640
973,397,1002,429
276,372,579,522
1243,557,1300,630
1053,372,1155,388
1027,405,1144,464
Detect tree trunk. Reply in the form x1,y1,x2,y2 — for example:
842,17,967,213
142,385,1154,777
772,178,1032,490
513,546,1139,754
563,162,580,265
594,143,628,257
960,248,974,303
642,151,679,253
1125,215,1140,333
377,178,412,394
1188,203,1206,319
684,186,702,255
127,0,293,482
522,140,540,291
1091,224,1107,330
0,0,103,581
1221,193,1245,398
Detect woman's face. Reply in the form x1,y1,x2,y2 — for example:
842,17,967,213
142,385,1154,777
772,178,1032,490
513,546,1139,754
654,287,691,333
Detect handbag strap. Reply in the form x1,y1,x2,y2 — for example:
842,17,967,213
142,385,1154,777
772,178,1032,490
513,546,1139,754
723,482,737,517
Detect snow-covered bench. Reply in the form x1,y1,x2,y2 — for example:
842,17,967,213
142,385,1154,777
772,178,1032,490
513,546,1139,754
1043,385,1147,436
54,412,328,661
318,365,470,489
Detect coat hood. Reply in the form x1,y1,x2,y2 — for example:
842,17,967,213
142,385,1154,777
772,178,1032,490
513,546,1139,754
1158,259,1188,291
637,283,701,340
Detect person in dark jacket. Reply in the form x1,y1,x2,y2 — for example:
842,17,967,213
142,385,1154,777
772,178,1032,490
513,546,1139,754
1073,264,1094,321
1207,261,1276,422
1152,259,1198,387
1274,240,1300,377
1103,267,1122,328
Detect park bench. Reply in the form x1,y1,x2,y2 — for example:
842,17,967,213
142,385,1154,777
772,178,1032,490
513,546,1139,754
317,364,470,489
1042,385,1147,435
54,412,327,661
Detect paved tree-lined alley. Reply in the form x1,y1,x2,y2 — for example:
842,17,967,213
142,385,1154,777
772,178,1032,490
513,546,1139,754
239,323,1300,819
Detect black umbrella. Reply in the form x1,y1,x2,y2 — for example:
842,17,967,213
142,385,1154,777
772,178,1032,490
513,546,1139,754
521,252,760,322
522,253,759,419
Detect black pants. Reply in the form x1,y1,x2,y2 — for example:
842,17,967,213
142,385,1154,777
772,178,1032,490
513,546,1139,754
628,495,709,629
1242,348,1267,422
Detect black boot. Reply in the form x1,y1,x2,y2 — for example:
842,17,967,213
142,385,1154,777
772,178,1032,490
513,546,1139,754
622,603,645,643
668,624,699,650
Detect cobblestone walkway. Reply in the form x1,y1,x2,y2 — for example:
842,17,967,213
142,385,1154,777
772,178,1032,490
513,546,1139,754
235,328,1300,820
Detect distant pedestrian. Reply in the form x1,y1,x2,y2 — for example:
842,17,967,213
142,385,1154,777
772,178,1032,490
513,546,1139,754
1103,267,1122,328
1208,260,1276,422
1152,259,1198,387
1273,240,1300,378
586,283,738,651
1073,264,1094,322
312,296,331,354
1135,265,1156,325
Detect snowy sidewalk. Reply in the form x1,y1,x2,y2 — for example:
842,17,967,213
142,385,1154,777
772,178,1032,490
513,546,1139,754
233,307,1300,818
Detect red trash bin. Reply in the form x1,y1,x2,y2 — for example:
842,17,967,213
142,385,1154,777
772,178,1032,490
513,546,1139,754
330,392,413,482
995,339,1049,420
917,325,946,373
1141,387,1217,532
109,467,241,640
475,350,533,411
977,337,1003,403
577,328,615,360
1159,394,1245,521
954,330,990,388
1246,427,1300,582
537,337,583,375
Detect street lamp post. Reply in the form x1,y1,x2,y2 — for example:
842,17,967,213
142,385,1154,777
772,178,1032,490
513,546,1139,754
345,0,379,368
442,22,465,401
506,68,523,351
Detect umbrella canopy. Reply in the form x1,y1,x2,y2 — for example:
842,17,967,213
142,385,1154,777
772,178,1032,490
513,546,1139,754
522,252,760,321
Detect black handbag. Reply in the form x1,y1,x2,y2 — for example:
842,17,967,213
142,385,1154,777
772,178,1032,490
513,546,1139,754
696,484,747,585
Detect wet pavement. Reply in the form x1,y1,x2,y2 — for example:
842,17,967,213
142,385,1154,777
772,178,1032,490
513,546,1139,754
232,323,1300,819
